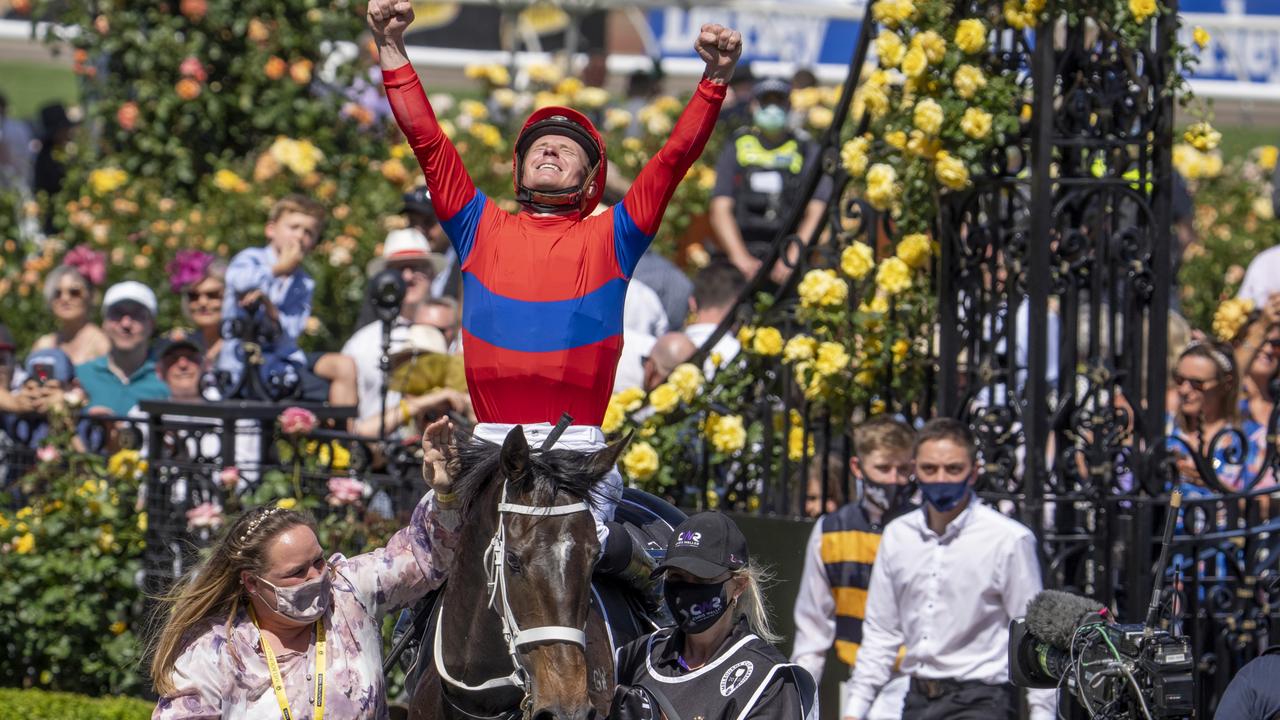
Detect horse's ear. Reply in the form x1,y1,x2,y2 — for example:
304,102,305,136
588,430,633,479
501,426,531,483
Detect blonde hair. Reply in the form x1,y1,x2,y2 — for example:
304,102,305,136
852,415,915,458
148,505,315,695
733,561,781,645
268,194,328,234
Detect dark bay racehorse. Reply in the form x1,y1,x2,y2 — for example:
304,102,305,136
409,426,630,720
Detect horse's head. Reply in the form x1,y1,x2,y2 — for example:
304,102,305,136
489,426,627,720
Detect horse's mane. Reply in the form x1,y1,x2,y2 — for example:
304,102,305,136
452,435,609,517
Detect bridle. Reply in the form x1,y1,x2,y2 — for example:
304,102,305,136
435,479,593,717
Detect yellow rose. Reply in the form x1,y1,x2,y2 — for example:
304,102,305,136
885,130,908,150
1129,0,1156,22
109,621,128,636
1258,145,1279,172
1004,0,1034,30
856,84,890,120
815,342,850,377
906,130,940,159
604,107,632,131
953,64,987,100
788,425,814,461
912,30,947,63
751,327,785,356
876,30,906,68
602,403,626,434
615,387,646,412
1183,122,1221,152
738,326,755,346
89,167,128,195
871,0,916,27
459,99,489,120
527,61,563,86
213,169,249,193
855,369,876,387
1212,298,1255,342
913,99,944,136
865,163,899,211
667,364,704,402
790,87,823,112
960,107,993,140
1193,26,1210,49
784,335,818,363
876,256,913,295
707,414,747,454
862,294,890,315
621,441,660,481
901,46,928,78
276,498,297,510
842,241,876,280
896,233,932,270
891,339,911,363
808,106,834,130
649,383,681,414
576,87,611,110
934,151,971,190
841,136,870,177
798,269,849,308
955,19,988,54
14,532,35,554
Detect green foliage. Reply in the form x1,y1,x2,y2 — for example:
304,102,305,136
0,688,152,720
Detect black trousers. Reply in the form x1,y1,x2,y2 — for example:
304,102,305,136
901,678,1019,720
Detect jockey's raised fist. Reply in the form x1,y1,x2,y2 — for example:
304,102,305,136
367,0,415,41
694,24,743,84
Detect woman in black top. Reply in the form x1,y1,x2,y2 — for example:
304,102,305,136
611,511,816,720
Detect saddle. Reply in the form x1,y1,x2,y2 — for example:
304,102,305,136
389,488,686,695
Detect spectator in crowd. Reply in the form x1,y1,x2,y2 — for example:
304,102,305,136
791,67,818,90
168,250,228,368
1216,646,1280,719
400,186,460,300
610,511,817,720
1166,341,1261,493
717,61,756,132
621,67,661,139
844,418,1055,720
626,277,670,338
31,258,111,365
709,77,831,283
5,348,78,449
684,261,745,376
76,281,170,416
794,418,916,718
615,329,656,394
156,336,204,401
343,228,445,422
217,194,357,406
0,92,34,190
417,297,461,352
643,331,696,391
33,103,73,233
353,324,470,437
0,325,27,414
801,453,847,520
633,248,695,332
1239,265,1280,312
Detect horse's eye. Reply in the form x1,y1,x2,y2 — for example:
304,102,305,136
505,551,523,573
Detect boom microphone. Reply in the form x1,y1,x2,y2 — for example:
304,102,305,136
1025,589,1108,650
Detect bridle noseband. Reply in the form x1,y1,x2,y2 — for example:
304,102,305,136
435,479,593,717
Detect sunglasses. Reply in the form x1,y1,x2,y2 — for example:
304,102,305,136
186,289,224,303
1171,373,1219,392
106,305,150,322
54,286,86,300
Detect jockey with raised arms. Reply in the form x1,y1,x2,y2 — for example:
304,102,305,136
367,1,742,591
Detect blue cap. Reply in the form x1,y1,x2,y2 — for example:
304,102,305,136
25,348,75,384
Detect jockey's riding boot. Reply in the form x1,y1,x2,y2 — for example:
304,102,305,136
600,521,674,627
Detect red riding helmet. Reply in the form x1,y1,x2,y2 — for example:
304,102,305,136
513,106,608,218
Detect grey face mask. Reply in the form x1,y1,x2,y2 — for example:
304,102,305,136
255,572,331,623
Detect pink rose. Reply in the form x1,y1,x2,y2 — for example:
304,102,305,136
180,56,207,84
165,249,215,293
116,102,139,131
35,445,60,464
185,502,224,530
219,467,240,490
62,245,107,288
279,407,318,435
326,477,369,506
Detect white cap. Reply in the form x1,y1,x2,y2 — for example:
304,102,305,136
390,325,449,359
103,281,157,317
367,228,447,276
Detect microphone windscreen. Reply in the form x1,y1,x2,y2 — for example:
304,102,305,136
1025,589,1106,650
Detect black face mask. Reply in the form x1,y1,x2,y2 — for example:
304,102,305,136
862,480,914,517
664,579,731,634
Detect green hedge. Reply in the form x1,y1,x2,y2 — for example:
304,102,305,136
0,688,151,720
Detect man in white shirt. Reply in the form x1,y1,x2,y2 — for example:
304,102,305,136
683,261,745,377
342,229,444,422
843,418,1056,720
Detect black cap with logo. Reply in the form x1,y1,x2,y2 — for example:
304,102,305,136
652,511,749,580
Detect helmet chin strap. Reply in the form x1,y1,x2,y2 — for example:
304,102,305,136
517,162,601,215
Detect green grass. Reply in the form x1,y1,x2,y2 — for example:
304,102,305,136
0,60,79,122
0,688,151,720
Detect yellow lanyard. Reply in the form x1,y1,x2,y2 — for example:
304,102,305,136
249,606,326,720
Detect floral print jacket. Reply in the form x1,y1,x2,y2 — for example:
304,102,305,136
153,493,460,719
